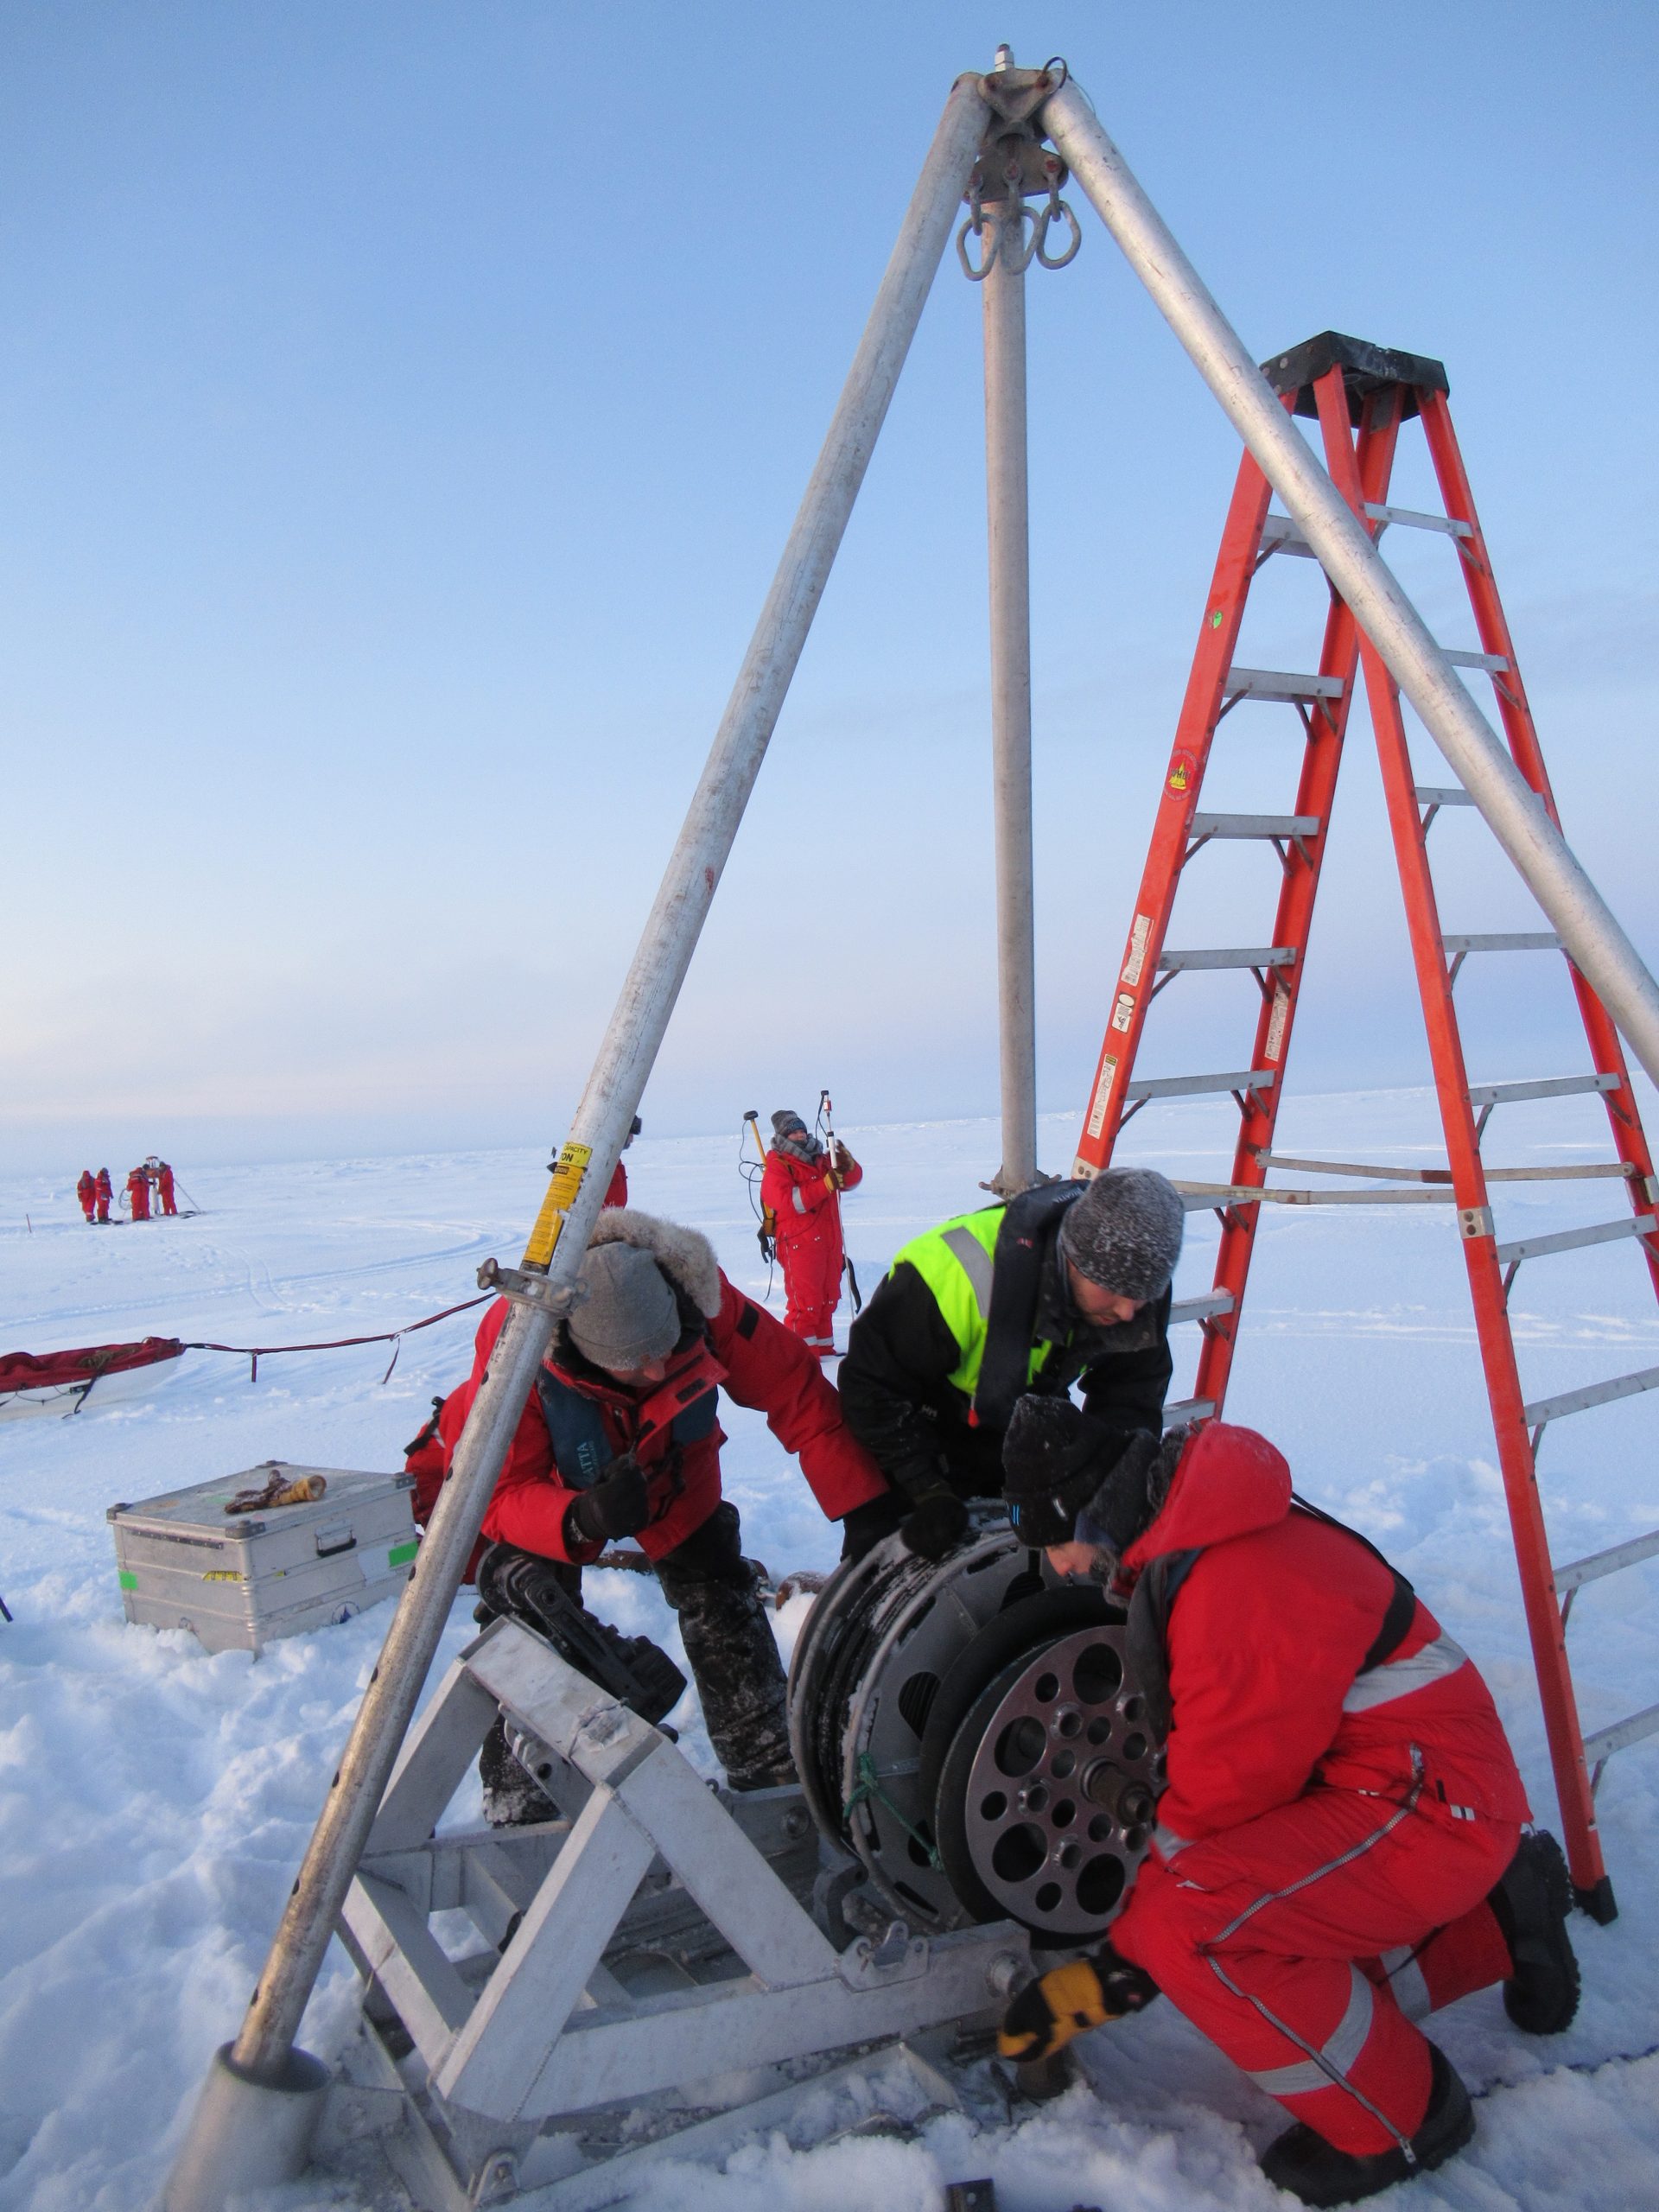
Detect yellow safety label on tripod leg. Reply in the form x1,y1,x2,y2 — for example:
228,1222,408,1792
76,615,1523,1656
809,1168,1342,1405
523,1141,593,1270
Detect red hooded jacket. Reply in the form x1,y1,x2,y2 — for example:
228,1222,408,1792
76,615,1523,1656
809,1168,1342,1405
1117,1423,1529,1856
435,1209,887,1565
761,1144,861,1252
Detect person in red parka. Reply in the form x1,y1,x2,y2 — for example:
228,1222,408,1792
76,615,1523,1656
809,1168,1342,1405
76,1170,96,1224
155,1160,178,1216
603,1115,641,1209
125,1166,151,1222
437,1205,888,1817
760,1109,861,1358
94,1168,113,1224
996,1408,1580,2208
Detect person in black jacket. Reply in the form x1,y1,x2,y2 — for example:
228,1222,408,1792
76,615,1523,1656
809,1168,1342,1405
836,1168,1184,1560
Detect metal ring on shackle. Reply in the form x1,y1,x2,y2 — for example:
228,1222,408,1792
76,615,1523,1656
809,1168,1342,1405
956,202,996,282
1035,195,1081,269
957,198,1041,282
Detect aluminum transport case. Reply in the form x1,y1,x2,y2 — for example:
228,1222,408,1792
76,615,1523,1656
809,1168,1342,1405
109,1462,420,1654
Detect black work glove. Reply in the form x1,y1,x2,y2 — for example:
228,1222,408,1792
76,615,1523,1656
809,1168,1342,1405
997,1943,1159,2063
839,1491,908,1562
899,1483,969,1561
757,1227,775,1262
567,1453,651,1546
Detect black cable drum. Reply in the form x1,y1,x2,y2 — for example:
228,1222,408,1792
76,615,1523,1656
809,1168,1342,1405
786,1512,1165,1948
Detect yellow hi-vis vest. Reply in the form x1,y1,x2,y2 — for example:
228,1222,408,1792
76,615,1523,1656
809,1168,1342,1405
890,1204,1057,1404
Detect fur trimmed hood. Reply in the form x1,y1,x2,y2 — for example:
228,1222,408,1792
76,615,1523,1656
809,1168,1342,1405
583,1206,723,1319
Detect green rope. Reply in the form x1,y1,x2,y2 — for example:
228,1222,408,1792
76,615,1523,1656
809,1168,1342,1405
842,1751,941,1869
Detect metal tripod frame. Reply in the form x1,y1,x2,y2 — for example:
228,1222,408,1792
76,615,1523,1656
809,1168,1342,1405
164,47,1659,2209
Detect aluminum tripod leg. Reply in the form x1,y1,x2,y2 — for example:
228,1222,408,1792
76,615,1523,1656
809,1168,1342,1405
162,69,991,2212
983,190,1039,1195
1043,78,1659,1093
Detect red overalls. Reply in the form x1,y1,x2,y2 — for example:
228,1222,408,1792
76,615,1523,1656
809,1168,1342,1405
1109,1424,1529,2160
126,1168,151,1223
760,1145,861,1357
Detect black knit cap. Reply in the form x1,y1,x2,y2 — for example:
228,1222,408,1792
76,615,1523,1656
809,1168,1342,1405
1001,1394,1126,1548
1058,1167,1185,1301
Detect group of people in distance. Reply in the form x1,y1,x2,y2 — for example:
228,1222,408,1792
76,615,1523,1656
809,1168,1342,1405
75,1158,178,1224
404,1127,1582,2207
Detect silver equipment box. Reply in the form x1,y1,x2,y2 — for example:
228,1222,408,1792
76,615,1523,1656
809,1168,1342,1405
108,1461,420,1654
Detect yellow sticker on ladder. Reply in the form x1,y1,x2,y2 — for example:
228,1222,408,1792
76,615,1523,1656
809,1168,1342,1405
522,1141,594,1270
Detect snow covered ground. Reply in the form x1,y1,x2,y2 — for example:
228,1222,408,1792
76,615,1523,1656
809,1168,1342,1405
3,1093,1657,2209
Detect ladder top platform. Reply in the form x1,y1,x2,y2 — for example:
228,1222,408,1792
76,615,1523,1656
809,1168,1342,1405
1260,330,1451,423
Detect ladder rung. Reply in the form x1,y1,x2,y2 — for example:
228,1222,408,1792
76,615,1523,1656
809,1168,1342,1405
1176,1181,1456,1208
1495,1215,1656,1267
1443,932,1560,956
1124,1069,1279,1102
1523,1363,1659,1429
1224,666,1345,703
1189,812,1321,841
1466,1073,1620,1109
1581,1703,1659,1770
1414,785,1477,808
1442,648,1511,673
1554,1527,1659,1596
1164,1396,1216,1425
1260,513,1318,558
1255,1152,1639,1186
1158,946,1297,972
1170,1291,1235,1325
1362,501,1473,540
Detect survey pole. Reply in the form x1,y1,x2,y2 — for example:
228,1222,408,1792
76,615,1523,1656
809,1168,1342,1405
1042,76,1659,1091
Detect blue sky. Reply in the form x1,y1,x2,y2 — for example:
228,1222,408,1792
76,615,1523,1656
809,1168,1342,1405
3,2,1656,1173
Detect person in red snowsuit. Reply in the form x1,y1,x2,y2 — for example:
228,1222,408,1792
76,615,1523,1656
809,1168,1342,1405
125,1166,151,1222
603,1115,641,1209
997,1410,1580,2206
760,1109,861,1358
76,1171,96,1224
94,1168,113,1224
434,1205,887,1811
156,1161,178,1216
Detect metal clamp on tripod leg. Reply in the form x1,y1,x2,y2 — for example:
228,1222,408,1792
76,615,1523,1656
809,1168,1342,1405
475,1256,589,1321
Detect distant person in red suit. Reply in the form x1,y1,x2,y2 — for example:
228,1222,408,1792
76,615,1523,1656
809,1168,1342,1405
604,1116,642,1209
156,1160,178,1216
94,1168,113,1224
760,1109,861,1359
76,1171,96,1224
126,1166,151,1223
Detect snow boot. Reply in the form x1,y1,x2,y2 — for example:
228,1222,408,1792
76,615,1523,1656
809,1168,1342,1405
1488,1828,1581,2034
656,1503,797,1791
1259,2043,1473,2207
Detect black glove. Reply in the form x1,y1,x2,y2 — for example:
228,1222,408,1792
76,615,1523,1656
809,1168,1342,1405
997,1943,1159,2063
757,1226,775,1262
567,1453,651,1546
899,1483,969,1561
839,1491,908,1562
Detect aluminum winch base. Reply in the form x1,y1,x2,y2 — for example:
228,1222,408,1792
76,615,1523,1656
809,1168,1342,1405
308,1617,1030,2209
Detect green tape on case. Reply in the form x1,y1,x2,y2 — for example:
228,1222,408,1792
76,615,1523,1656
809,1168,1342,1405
388,1541,419,1569
118,1570,137,1591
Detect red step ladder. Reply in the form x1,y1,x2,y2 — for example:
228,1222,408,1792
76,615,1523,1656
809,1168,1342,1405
1075,331,1659,1922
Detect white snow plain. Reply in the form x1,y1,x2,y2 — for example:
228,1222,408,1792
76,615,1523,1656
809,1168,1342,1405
2,1092,1657,2210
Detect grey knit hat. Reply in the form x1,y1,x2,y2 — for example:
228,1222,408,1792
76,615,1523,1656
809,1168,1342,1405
771,1109,808,1140
1058,1167,1185,1302
567,1242,681,1372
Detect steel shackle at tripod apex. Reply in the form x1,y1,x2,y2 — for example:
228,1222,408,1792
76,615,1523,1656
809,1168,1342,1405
203,72,993,2106
1039,78,1659,1094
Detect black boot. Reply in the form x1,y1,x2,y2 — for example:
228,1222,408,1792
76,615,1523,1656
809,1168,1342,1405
1488,1828,1581,2034
657,1503,797,1791
1260,2043,1473,2207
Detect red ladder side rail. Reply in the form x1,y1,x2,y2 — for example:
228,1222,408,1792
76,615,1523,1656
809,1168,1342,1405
1419,390,1659,1295
1071,452,1274,1174
1324,388,1614,1917
1194,368,1405,1413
